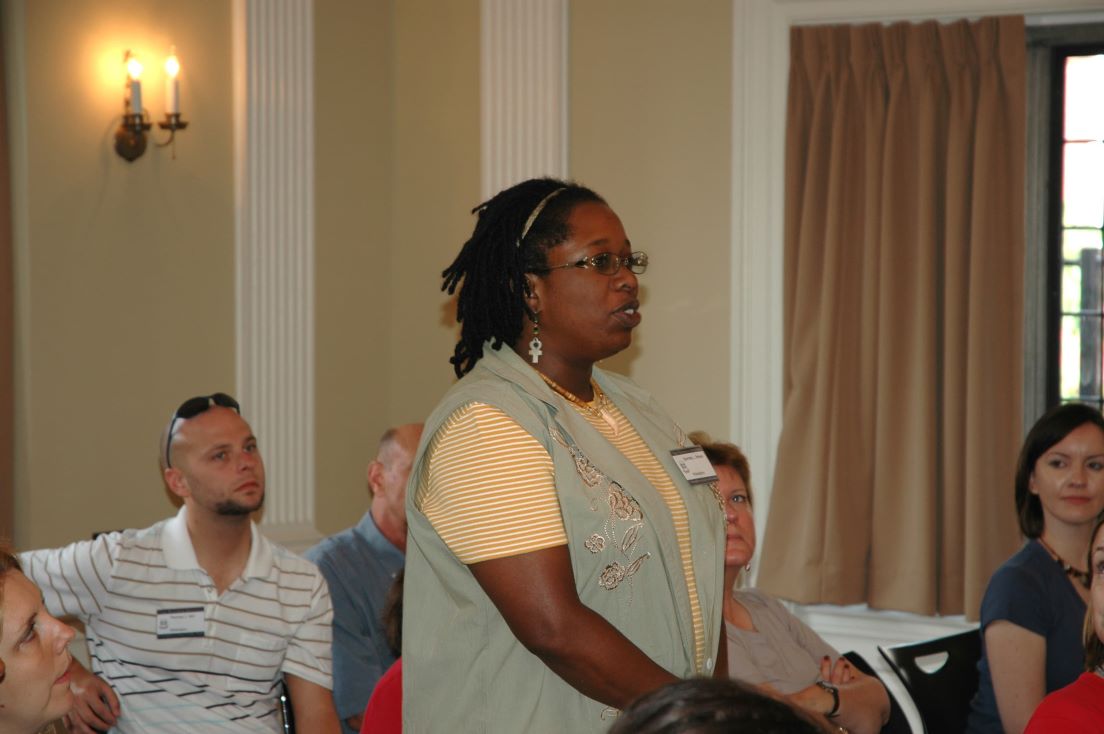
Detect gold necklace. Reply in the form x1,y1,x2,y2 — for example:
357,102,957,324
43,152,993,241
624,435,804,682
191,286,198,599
537,372,620,435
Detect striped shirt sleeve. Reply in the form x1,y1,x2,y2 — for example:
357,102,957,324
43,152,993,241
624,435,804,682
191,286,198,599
282,564,335,690
417,402,567,564
20,535,118,622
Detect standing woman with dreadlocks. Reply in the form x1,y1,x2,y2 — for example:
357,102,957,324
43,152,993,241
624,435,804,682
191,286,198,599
402,178,726,733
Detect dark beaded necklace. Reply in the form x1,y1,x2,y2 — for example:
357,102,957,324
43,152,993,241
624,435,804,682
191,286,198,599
1037,537,1091,590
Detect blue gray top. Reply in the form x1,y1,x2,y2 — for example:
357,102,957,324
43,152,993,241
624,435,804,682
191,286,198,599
305,511,404,734
967,539,1086,733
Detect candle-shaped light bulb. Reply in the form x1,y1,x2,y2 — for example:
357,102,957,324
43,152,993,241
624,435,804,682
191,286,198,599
126,53,143,115
165,47,181,115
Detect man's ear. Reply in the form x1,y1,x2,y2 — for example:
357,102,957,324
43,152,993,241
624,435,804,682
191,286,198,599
367,460,384,498
164,467,190,501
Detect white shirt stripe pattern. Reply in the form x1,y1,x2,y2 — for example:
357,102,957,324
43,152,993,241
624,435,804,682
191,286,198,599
20,507,333,734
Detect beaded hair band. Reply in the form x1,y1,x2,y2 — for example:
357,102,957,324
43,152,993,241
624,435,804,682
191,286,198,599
517,187,567,248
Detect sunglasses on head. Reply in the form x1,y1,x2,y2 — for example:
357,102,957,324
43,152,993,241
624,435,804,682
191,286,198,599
164,393,241,469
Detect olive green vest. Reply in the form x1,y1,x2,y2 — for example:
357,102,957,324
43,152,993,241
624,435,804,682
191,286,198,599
403,346,725,733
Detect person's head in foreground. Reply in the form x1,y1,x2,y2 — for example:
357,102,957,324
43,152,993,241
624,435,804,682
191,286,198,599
0,548,76,734
608,678,822,734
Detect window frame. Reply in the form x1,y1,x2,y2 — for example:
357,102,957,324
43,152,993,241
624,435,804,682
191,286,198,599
1024,24,1104,422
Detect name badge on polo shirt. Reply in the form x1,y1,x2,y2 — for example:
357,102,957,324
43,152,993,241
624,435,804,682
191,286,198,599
669,447,718,485
156,607,205,638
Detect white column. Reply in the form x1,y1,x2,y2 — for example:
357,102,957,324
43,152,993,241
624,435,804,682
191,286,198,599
233,0,319,552
481,0,569,198
729,1,788,567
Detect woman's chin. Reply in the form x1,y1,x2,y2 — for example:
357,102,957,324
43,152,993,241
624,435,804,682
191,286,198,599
725,558,752,574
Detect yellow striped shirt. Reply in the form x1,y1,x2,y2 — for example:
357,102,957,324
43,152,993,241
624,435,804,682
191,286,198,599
417,397,705,668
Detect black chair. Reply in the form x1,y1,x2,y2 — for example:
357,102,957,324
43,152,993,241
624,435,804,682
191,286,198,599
878,629,981,734
844,651,914,734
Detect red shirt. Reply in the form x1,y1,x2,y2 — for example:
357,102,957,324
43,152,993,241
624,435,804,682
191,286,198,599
1026,672,1104,733
360,658,402,734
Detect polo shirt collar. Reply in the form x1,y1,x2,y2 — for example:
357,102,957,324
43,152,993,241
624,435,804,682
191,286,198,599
162,505,274,579
355,510,404,562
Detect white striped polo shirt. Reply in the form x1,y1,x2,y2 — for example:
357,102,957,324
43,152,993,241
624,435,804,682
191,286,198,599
21,506,333,734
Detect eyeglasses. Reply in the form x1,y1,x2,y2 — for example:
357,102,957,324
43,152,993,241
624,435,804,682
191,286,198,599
164,393,241,468
533,251,649,276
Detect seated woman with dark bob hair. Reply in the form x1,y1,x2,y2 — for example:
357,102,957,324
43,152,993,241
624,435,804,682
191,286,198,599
968,403,1104,733
0,548,77,734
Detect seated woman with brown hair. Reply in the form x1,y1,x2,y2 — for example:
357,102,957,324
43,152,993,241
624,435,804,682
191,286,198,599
689,432,889,734
968,403,1104,734
0,548,77,734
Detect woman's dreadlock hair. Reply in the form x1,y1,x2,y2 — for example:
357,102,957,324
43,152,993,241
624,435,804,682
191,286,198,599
442,177,605,377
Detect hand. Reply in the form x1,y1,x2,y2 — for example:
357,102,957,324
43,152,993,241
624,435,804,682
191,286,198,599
63,658,120,734
820,655,854,686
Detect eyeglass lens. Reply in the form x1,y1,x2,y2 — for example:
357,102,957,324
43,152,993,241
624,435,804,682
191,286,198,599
588,252,647,275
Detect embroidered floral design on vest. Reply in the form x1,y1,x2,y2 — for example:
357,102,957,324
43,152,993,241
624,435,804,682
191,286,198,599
550,427,651,591
597,554,650,590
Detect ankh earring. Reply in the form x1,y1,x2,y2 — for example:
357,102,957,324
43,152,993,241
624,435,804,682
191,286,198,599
528,313,543,364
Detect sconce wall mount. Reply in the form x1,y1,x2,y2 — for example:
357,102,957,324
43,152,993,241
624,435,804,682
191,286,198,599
114,49,188,163
115,112,152,162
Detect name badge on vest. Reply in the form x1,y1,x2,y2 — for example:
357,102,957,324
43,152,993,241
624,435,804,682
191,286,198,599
156,607,205,638
669,447,718,485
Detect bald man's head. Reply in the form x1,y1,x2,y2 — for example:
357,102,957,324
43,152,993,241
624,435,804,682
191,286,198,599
368,423,423,550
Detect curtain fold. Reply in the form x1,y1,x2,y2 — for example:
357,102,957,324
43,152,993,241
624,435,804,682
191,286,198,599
0,13,12,544
758,17,1025,617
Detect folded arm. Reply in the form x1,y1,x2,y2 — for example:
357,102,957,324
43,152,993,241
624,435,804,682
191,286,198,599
786,656,889,734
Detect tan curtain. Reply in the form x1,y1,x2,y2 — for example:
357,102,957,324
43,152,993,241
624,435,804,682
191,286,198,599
758,17,1025,617
0,15,11,545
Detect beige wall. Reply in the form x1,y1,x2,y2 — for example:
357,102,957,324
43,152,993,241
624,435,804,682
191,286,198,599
313,0,480,535
7,0,235,549
313,0,395,534
570,0,733,439
388,0,480,421
7,0,725,547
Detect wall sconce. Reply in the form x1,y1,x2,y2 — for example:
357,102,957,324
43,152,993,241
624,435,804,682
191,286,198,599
113,48,189,163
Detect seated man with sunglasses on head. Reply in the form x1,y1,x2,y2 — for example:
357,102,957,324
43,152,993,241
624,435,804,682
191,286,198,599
19,393,341,734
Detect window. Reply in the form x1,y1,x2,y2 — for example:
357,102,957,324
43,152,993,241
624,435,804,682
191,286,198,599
1051,48,1104,407
1042,35,1104,409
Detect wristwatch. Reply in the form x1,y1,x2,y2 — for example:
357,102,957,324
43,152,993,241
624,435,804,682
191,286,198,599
815,679,841,718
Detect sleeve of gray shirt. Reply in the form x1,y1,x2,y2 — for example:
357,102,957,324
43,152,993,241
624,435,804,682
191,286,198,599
305,546,392,726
